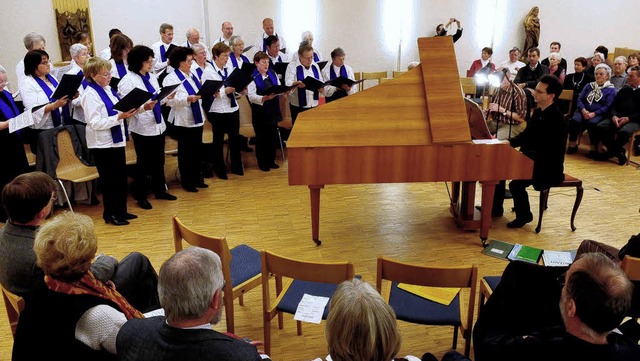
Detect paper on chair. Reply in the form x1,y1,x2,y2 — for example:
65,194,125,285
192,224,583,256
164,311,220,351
293,293,330,324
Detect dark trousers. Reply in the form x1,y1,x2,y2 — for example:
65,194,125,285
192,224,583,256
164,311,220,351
111,252,160,313
92,147,128,220
282,104,313,140
207,110,241,173
509,179,534,220
326,91,347,103
569,112,605,143
131,132,167,201
595,118,640,155
175,126,203,188
492,180,507,215
251,104,279,169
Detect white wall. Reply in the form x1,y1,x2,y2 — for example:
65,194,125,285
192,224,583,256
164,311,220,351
1,0,639,92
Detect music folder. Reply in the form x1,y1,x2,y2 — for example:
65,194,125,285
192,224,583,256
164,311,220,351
272,62,289,77
301,76,326,92
51,74,84,99
240,63,257,75
113,88,153,112
262,84,294,96
316,60,328,70
165,44,178,58
109,76,121,89
153,83,181,102
325,76,364,90
196,80,224,98
224,69,254,91
242,45,253,53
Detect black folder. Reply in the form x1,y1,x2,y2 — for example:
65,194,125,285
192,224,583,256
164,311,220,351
301,76,326,92
224,69,254,91
242,45,253,53
316,61,328,70
272,62,289,76
240,63,257,75
196,80,224,98
113,88,153,112
109,76,121,89
165,44,178,58
51,74,84,99
261,84,294,96
153,83,181,102
325,76,365,89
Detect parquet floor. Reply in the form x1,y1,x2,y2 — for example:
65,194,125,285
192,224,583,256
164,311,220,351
1,146,639,360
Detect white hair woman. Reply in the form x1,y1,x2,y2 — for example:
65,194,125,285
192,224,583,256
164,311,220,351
548,52,566,83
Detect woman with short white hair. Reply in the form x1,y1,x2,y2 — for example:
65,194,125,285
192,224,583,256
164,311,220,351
227,36,250,70
66,43,90,124
548,52,566,83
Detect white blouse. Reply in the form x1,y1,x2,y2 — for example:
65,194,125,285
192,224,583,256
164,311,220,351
118,72,166,136
81,85,126,149
18,75,60,129
202,63,239,114
67,61,87,123
162,70,205,128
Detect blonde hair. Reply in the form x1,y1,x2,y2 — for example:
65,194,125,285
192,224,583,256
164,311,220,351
325,279,401,361
83,57,111,83
34,212,97,280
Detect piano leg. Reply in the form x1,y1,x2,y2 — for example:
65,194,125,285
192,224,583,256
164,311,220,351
479,180,498,247
309,185,325,245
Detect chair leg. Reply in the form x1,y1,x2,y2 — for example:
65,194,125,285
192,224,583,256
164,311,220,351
276,128,286,162
264,317,271,356
535,189,550,233
463,335,471,357
238,294,244,306
277,311,284,329
296,320,303,336
452,325,459,349
224,297,234,334
57,179,74,213
570,184,584,231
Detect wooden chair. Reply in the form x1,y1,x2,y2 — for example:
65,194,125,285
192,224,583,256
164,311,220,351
535,174,583,234
261,250,354,356
125,136,137,165
620,255,640,325
172,216,262,334
380,77,393,83
24,144,36,167
1,284,25,338
460,77,476,99
164,136,178,155
392,70,407,78
55,129,100,212
353,71,363,92
557,89,574,120
478,276,501,317
625,129,640,166
361,71,388,89
376,256,478,357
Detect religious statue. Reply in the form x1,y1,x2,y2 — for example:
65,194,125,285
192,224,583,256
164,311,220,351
521,6,540,62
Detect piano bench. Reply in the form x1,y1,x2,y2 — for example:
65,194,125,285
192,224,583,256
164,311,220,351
535,174,583,234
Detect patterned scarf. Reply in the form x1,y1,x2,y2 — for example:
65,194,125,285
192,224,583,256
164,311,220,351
45,271,143,319
586,81,614,104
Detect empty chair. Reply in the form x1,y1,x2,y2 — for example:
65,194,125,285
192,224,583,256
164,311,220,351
172,216,262,334
376,256,478,357
361,71,388,89
261,250,354,355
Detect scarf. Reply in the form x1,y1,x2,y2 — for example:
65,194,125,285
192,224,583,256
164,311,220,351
45,271,143,320
216,66,237,107
0,89,20,120
86,82,125,143
174,70,203,124
230,54,250,69
138,72,163,124
329,65,348,80
76,70,89,89
115,61,127,78
159,44,169,62
254,70,279,92
195,67,204,81
314,52,320,62
33,74,71,126
296,64,320,107
586,81,614,104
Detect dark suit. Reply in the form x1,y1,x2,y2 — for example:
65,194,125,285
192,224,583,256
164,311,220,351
116,316,262,361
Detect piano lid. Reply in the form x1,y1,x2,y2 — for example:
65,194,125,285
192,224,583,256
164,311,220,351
286,36,471,149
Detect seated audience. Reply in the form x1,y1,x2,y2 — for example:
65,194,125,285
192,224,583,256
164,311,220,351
12,212,158,360
628,53,639,69
563,57,594,117
541,42,568,70
486,69,528,140
610,56,628,91
0,171,160,310
322,47,357,103
593,65,640,165
514,47,550,91
566,64,615,157
547,52,566,83
467,47,495,78
497,47,525,81
116,247,264,361
585,52,605,77
595,45,611,66
474,252,640,361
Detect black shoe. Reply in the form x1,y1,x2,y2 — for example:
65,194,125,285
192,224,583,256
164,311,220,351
196,182,209,188
231,168,244,176
137,200,152,210
241,145,253,152
259,165,271,172
566,146,578,155
475,205,503,217
215,172,228,180
249,136,257,145
156,192,177,201
506,215,533,228
183,186,198,192
269,163,280,169
617,150,627,165
587,150,597,159
593,152,610,161
124,213,138,220
104,216,129,226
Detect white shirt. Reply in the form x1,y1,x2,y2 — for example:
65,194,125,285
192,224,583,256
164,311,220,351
151,41,176,73
162,69,205,128
109,59,129,79
226,54,249,70
322,63,357,97
81,84,126,149
99,46,111,60
190,61,214,83
118,72,167,136
499,59,526,81
181,41,212,61
19,75,60,129
15,58,57,94
285,62,322,108
254,33,288,55
213,36,231,46
66,61,87,123
202,62,239,114
291,50,323,64
247,70,281,106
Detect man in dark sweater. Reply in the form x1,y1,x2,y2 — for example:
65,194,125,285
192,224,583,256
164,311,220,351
515,47,550,91
594,65,640,165
116,247,264,361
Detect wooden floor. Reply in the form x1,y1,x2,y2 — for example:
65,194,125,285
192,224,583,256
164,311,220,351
1,145,639,360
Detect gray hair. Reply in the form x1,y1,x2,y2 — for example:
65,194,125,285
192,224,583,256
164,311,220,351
70,43,88,58
593,52,605,62
158,247,224,323
549,52,562,62
301,31,313,42
229,35,244,47
595,63,611,78
330,47,345,59
185,27,199,39
191,43,205,54
614,56,628,65
23,32,46,50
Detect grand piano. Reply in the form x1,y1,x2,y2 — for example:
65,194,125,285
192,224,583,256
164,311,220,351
287,37,533,246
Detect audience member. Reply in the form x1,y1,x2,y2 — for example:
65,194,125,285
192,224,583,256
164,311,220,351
563,57,594,117
610,56,628,91
467,47,495,78
585,52,605,77
628,53,639,69
99,28,122,60
486,69,528,140
514,47,549,91
435,18,463,43
116,247,264,361
12,212,158,360
566,64,615,157
595,45,611,66
547,52,566,83
541,41,568,70
498,47,525,81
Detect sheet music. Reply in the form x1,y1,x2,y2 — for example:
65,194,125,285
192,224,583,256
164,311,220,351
293,293,329,324
8,110,35,133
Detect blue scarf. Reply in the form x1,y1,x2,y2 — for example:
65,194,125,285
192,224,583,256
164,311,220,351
115,61,127,78
230,54,250,69
195,67,203,81
314,52,320,62
296,64,320,107
0,89,20,120
86,82,125,143
160,44,168,62
33,74,71,127
254,70,279,92
216,67,237,107
329,65,348,80
77,70,89,89
174,70,203,124
254,70,281,118
138,72,163,124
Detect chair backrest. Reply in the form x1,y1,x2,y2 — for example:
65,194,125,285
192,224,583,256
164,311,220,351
614,47,640,59
621,255,640,281
361,71,388,89
202,119,213,144
460,77,477,98
1,284,25,337
353,71,363,92
392,71,407,78
125,136,137,165
557,89,574,119
261,250,354,284
56,129,99,182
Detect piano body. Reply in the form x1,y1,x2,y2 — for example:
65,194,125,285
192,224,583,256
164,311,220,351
286,37,533,246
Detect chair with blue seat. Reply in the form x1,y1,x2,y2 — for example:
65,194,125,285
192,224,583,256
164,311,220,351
261,250,354,356
172,216,262,334
376,256,478,357
479,276,501,317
